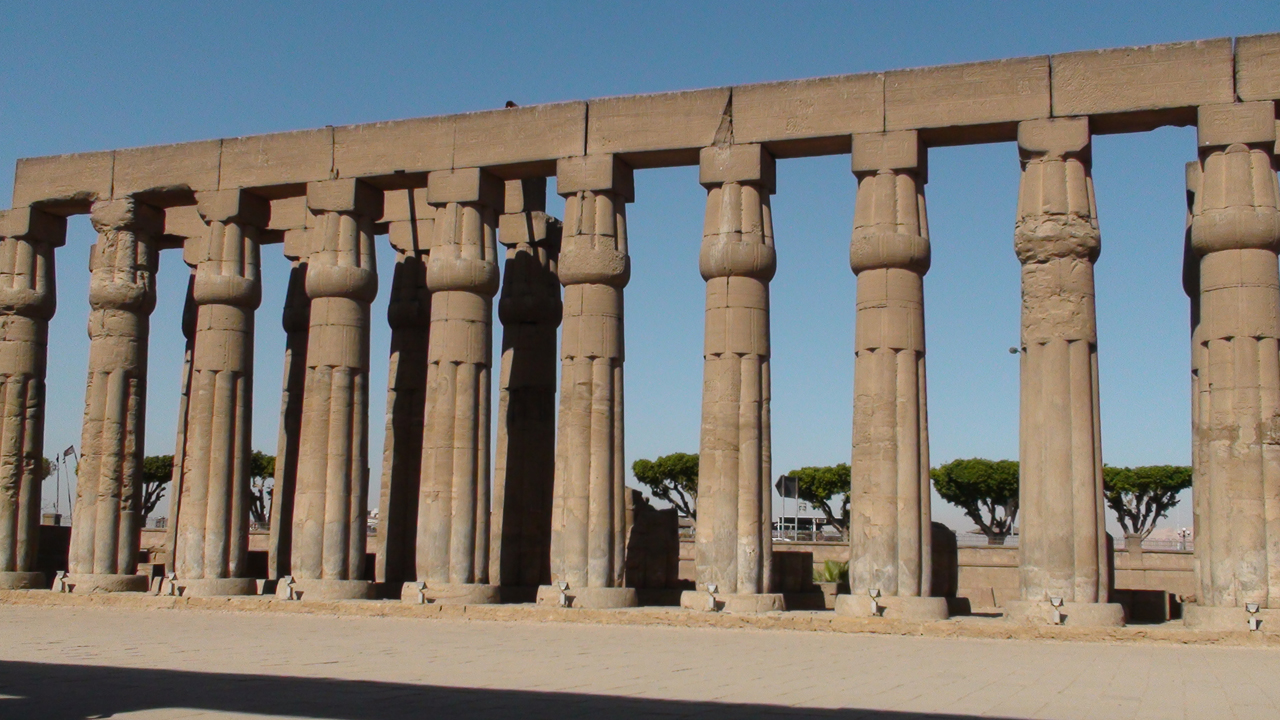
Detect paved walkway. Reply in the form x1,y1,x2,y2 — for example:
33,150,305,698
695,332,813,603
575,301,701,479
1,605,1278,719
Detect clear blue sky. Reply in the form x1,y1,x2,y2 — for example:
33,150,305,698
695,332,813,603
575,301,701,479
4,2,1277,534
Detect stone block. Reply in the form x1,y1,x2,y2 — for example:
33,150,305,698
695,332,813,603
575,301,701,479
733,73,883,155
381,187,431,224
1197,101,1277,147
13,151,114,211
0,207,67,245
268,196,308,231
886,57,1049,138
454,102,586,169
220,128,333,190
165,206,207,250
587,88,730,163
306,178,383,217
851,131,923,174
195,189,271,226
1017,117,1090,156
556,155,634,201
1051,38,1234,117
1236,33,1280,102
425,168,504,208
698,144,775,191
334,116,453,179
113,139,221,200
503,178,547,215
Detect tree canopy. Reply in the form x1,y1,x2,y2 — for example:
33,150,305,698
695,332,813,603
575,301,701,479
1102,465,1192,540
632,452,698,519
931,458,1019,544
787,464,850,533
140,455,174,521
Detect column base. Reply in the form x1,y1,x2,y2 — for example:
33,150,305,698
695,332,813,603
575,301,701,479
174,577,258,597
285,578,371,601
835,594,949,621
679,591,786,614
0,571,46,590
537,585,638,609
401,582,501,605
1003,600,1125,627
64,573,150,594
1183,604,1280,631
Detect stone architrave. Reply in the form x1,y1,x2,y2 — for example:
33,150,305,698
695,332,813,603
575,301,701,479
289,179,382,601
542,155,638,609
837,131,947,621
66,198,162,593
375,187,433,587
1184,101,1280,629
413,168,502,605
491,178,562,595
0,207,65,590
169,190,267,597
1009,117,1122,627
267,249,309,580
683,144,783,614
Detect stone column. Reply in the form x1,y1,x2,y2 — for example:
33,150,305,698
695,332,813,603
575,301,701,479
289,179,381,600
1183,160,1210,601
1184,101,1280,629
267,247,309,580
375,188,432,587
163,273,196,575
169,190,267,596
413,168,501,604
1009,117,1122,626
0,207,64,589
837,131,947,621
67,198,161,593
683,144,783,614
491,178,561,597
542,155,637,609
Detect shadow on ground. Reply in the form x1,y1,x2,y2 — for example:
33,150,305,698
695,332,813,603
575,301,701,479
0,660,1020,720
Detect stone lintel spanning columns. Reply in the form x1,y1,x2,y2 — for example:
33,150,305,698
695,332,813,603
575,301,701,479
0,207,65,589
1187,101,1280,615
413,168,502,604
491,178,562,593
67,197,163,593
543,154,638,609
376,187,434,587
289,178,381,600
1011,116,1121,625
168,190,267,596
688,143,781,610
839,131,947,621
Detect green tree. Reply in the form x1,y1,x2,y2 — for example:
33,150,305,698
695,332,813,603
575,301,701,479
249,451,276,525
141,455,174,522
632,452,698,519
931,458,1019,545
787,464,850,534
1103,465,1192,540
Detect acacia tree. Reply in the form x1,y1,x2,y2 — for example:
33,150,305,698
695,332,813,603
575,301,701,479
931,458,1019,545
632,452,698,519
787,464,850,534
140,455,174,522
1102,465,1192,540
249,451,276,525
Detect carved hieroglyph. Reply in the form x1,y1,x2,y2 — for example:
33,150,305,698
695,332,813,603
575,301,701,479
548,155,633,597
68,198,161,588
1014,118,1110,604
695,144,776,596
417,168,501,591
1189,101,1280,609
289,179,381,595
0,207,64,587
169,190,266,593
848,131,933,599
491,178,562,589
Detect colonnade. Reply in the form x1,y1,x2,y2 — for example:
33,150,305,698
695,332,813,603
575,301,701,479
0,98,1278,628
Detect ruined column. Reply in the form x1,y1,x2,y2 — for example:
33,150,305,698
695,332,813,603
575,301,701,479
0,208,64,589
1009,117,1122,626
1184,101,1280,629
683,144,783,613
67,198,161,593
412,168,501,604
169,190,267,596
491,178,561,597
376,188,432,587
837,131,947,621
542,154,637,609
267,242,309,580
289,179,381,600
1183,160,1210,602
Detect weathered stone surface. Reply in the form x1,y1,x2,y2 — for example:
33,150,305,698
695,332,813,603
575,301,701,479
1196,101,1277,148
113,140,221,201
13,151,114,211
1051,39,1234,118
587,88,730,164
334,116,453,180
733,74,883,155
454,102,586,170
886,57,1049,139
1236,33,1280,102
220,129,333,190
